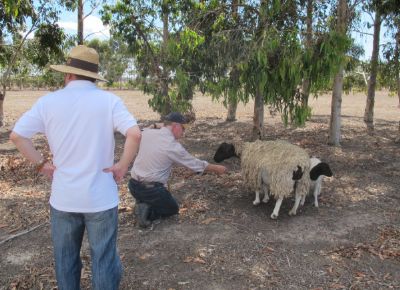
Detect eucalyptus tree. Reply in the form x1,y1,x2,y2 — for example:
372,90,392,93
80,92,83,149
192,0,307,138
63,0,106,44
380,1,400,107
0,0,64,127
185,1,255,122
86,37,130,86
363,1,385,131
328,0,361,146
102,0,200,116
298,0,349,113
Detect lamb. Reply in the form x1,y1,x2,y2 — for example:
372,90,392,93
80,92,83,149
214,140,311,219
301,157,333,207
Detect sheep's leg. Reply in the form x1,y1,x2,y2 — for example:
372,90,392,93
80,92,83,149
300,195,306,206
262,193,270,203
253,190,261,205
262,183,270,203
271,197,283,219
289,193,302,216
313,181,321,207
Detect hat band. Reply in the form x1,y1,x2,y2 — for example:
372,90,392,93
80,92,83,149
66,57,98,73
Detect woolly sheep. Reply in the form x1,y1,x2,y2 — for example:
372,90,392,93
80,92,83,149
214,140,311,219
300,157,333,207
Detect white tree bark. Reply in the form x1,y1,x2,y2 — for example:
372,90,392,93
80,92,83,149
364,8,381,131
253,88,265,140
328,65,344,146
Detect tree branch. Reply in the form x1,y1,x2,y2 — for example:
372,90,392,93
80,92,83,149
0,222,48,246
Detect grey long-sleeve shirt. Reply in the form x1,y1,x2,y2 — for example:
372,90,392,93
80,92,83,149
130,127,209,185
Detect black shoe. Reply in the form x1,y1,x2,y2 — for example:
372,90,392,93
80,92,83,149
135,203,151,228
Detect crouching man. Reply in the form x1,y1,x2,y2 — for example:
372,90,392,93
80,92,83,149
129,112,227,228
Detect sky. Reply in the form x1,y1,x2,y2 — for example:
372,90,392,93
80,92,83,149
57,9,110,41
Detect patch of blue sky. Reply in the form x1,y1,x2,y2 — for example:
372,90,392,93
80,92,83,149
58,7,110,41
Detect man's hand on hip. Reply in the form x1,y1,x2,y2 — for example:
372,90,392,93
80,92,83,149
103,162,129,182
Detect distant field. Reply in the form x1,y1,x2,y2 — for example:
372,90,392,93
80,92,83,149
4,89,399,127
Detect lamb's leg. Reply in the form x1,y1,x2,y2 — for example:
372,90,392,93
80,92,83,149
313,181,321,207
271,197,283,219
289,193,302,216
253,190,261,205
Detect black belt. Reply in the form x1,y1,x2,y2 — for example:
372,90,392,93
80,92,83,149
130,178,163,189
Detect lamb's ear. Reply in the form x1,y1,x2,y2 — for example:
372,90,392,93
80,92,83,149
292,166,304,180
310,162,333,180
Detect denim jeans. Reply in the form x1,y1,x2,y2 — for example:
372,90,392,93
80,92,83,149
50,206,122,290
128,178,179,221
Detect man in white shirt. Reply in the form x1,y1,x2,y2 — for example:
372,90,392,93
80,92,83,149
10,45,141,290
129,112,227,228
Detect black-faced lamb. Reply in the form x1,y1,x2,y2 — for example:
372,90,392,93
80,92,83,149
300,157,333,207
214,140,311,219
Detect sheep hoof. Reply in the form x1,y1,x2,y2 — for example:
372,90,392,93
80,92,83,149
253,200,260,206
288,210,297,216
270,213,278,219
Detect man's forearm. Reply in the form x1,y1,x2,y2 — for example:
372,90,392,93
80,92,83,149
119,126,141,168
10,132,43,164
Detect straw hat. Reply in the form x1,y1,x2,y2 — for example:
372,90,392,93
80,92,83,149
50,45,107,82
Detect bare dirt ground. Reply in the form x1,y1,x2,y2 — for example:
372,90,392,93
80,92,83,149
0,90,399,290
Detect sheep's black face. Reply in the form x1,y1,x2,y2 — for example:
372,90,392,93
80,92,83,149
310,162,333,181
214,142,236,163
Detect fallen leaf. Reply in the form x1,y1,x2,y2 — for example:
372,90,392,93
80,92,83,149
263,246,275,253
201,218,217,225
193,257,206,264
355,271,365,278
139,253,152,260
330,283,346,289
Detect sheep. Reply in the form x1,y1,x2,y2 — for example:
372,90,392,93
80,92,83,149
214,140,311,219
300,157,333,207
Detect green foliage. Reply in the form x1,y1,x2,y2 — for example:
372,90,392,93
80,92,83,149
86,38,130,85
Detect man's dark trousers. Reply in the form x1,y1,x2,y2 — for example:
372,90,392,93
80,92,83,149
128,179,179,221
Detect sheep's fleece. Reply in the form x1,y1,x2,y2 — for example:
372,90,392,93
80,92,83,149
240,140,311,199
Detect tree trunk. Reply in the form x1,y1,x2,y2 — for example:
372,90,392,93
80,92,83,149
252,88,265,140
0,90,4,127
364,8,381,131
77,0,84,44
328,0,348,146
328,65,344,146
226,99,238,121
226,0,240,122
160,5,170,116
301,0,313,109
395,30,400,108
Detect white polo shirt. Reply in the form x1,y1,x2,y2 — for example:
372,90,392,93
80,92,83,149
13,80,137,212
131,127,209,185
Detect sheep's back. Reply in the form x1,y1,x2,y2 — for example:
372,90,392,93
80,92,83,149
241,140,310,198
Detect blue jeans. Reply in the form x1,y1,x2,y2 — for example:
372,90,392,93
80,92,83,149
128,178,179,221
50,206,122,290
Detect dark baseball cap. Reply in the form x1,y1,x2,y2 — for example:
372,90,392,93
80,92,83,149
164,112,188,124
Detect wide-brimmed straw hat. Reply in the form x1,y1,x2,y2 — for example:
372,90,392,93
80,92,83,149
50,45,107,82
